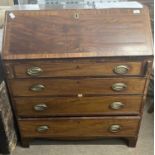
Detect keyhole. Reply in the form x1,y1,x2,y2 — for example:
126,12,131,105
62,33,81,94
76,65,80,69
74,13,79,19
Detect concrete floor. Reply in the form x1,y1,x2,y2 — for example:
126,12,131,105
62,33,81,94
0,29,153,155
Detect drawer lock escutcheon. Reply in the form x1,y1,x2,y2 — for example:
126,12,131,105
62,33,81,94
30,84,45,92
34,104,48,111
37,125,49,133
113,65,129,75
27,67,43,76
112,83,127,92
73,12,79,19
109,125,121,133
110,102,124,110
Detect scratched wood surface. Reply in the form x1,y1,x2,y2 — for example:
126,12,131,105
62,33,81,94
18,116,140,138
2,7,153,60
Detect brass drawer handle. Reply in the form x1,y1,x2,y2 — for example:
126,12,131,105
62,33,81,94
30,84,45,92
112,83,127,91
37,125,49,133
109,124,121,133
110,102,124,110
113,65,129,75
34,104,48,111
27,67,43,76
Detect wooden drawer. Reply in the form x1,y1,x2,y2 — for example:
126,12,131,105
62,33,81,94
12,61,143,78
10,78,146,96
19,117,140,138
14,95,142,117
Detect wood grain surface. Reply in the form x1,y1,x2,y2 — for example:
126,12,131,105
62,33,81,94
9,77,146,96
18,116,140,138
13,61,143,78
14,95,142,117
2,7,153,60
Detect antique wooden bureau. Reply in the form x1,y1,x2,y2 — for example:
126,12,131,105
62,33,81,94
1,3,153,147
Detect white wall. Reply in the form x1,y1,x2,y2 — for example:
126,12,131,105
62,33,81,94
0,0,13,6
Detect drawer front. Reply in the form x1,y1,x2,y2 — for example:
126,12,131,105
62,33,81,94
10,78,145,96
15,96,142,117
19,117,140,138
13,61,143,78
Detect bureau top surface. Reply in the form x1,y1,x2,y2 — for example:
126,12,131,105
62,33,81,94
2,6,153,60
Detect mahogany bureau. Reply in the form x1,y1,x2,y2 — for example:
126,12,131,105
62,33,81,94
1,4,153,147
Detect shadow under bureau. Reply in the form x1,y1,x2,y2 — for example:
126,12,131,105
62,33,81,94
2,5,153,147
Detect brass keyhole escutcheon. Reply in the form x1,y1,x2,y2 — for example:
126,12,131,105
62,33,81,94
74,12,79,19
